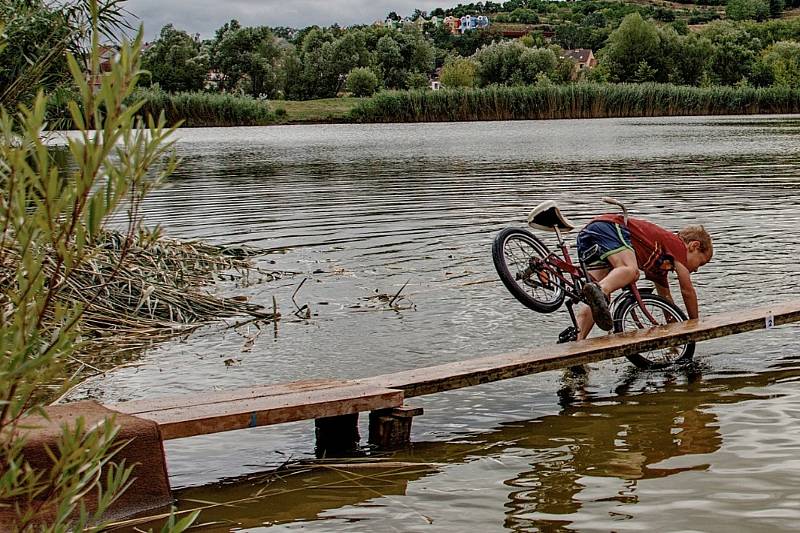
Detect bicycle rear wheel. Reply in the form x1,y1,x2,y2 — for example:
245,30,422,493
613,292,695,370
492,228,565,313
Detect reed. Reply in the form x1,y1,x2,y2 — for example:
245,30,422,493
132,87,274,127
0,229,280,378
350,83,800,123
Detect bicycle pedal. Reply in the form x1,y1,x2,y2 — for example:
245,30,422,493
558,326,578,344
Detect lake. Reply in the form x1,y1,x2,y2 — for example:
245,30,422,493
78,115,800,531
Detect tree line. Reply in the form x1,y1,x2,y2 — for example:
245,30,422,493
141,11,800,100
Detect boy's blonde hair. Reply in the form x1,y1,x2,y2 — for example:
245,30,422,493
678,225,713,255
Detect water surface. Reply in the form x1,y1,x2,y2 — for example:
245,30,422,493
78,116,800,531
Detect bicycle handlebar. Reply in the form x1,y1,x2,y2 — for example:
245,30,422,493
602,196,629,225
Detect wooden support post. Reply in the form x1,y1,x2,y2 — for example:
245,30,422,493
368,405,423,449
315,413,360,457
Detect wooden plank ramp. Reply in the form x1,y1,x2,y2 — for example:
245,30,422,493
106,300,800,440
357,301,800,397
109,379,404,440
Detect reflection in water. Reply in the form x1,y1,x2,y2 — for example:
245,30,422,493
505,366,719,530
134,363,800,532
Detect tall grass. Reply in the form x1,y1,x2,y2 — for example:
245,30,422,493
132,87,274,127
350,83,800,123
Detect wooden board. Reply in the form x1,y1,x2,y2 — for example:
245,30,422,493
110,379,349,416
102,300,800,441
358,301,800,398
112,383,404,440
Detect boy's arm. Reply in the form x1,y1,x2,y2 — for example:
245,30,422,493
675,262,699,319
654,281,672,301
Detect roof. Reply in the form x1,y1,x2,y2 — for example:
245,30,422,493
561,49,594,63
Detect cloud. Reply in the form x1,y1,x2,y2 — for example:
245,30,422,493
124,0,447,40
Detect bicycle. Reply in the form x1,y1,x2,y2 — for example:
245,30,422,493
492,197,695,370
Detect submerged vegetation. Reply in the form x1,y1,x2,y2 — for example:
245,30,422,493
350,83,800,122
36,229,278,389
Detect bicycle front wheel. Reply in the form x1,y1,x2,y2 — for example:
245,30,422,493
613,292,695,370
492,228,565,313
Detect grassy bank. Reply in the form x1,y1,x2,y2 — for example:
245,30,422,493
269,97,362,123
132,87,273,127
349,84,800,123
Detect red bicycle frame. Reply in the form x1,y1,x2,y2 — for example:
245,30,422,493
539,225,661,336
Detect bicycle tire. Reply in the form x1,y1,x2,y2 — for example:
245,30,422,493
613,292,696,370
492,227,565,313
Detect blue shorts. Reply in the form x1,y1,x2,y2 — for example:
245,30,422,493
576,221,634,270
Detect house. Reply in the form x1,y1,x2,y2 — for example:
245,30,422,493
204,69,225,90
561,49,597,70
443,16,461,34
459,15,489,33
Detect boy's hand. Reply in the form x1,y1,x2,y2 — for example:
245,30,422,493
675,263,699,319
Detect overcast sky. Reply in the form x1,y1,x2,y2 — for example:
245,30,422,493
123,1,451,41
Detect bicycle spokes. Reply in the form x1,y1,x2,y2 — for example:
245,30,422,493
503,236,561,303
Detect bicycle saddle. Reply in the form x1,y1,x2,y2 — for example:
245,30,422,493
527,200,576,233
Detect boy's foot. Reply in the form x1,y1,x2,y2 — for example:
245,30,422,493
582,282,613,331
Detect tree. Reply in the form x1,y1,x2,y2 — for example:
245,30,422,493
761,40,800,86
473,40,559,86
518,47,558,83
769,0,786,17
599,13,661,82
671,33,714,85
373,30,434,89
213,24,281,97
284,27,373,99
406,71,429,89
703,22,762,84
0,0,131,113
726,0,770,21
142,24,208,92
346,67,379,96
553,21,609,51
474,40,527,85
440,56,478,87
632,60,658,82
509,8,540,23
376,35,405,88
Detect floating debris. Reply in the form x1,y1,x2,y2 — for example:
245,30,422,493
357,280,415,311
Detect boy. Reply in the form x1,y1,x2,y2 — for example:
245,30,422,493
575,214,713,339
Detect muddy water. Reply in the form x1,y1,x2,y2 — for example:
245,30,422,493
82,116,800,531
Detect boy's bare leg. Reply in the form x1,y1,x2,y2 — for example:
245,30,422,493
576,251,637,340
577,268,608,341
597,250,638,296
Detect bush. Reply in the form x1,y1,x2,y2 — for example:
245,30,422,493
345,67,379,97
761,41,800,87
0,14,198,531
440,56,478,87
407,71,430,89
726,0,770,20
